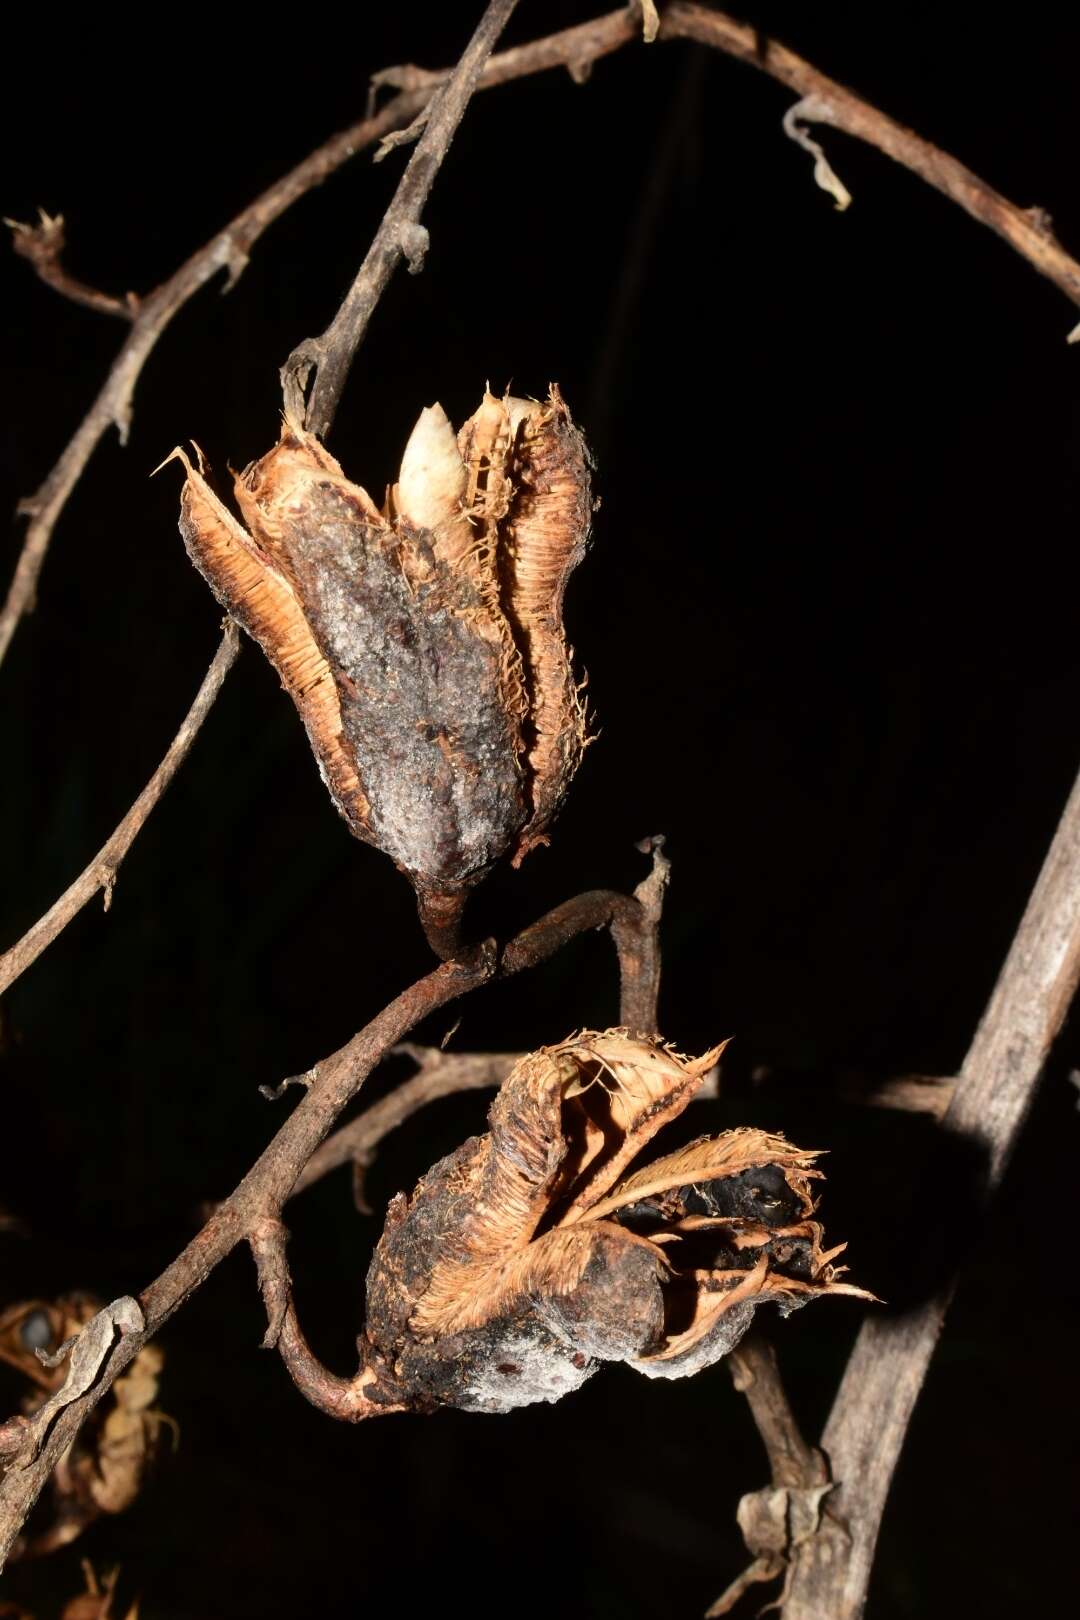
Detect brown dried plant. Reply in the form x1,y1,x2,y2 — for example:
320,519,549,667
173,387,592,957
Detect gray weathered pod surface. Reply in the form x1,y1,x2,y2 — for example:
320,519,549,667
173,387,593,953
361,1031,869,1414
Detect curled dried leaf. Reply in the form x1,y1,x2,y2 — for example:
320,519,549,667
0,1294,171,1558
362,1031,869,1412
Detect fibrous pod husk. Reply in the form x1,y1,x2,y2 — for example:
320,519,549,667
172,387,593,949
362,1031,870,1413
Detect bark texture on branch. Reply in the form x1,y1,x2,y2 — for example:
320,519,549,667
783,762,1080,1619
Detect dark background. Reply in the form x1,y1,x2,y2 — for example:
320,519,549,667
2,4,1078,1615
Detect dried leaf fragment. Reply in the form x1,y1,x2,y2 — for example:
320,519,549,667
783,96,853,211
362,1031,869,1412
0,1294,170,1559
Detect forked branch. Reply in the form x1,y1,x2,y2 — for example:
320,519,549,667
0,872,665,1563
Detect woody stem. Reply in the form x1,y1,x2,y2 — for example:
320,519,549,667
284,0,520,437
415,888,473,962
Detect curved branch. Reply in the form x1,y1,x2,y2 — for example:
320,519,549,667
11,4,1080,672
0,623,240,997
248,1216,403,1420
661,3,1080,328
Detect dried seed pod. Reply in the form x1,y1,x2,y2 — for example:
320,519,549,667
172,387,593,951
362,1031,869,1413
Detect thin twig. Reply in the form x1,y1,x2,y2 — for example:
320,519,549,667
366,6,637,100
612,833,669,1035
282,0,519,438
5,211,138,320
0,623,240,997
782,761,1080,1619
0,880,656,1564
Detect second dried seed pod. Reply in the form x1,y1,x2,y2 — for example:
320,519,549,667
361,1031,869,1413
